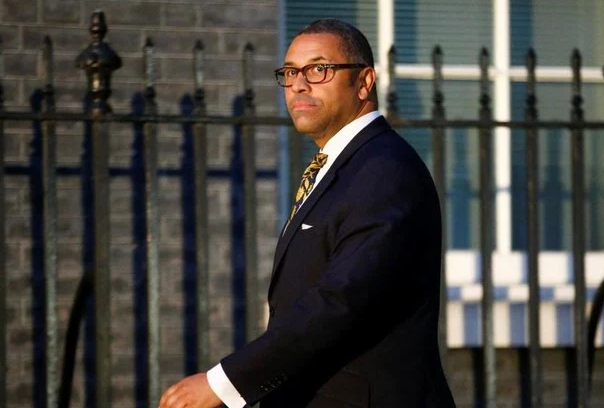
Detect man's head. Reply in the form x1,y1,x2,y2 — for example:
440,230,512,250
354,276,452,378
296,18,375,69
277,19,378,148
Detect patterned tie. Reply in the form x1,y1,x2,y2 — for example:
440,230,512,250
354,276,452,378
285,152,328,229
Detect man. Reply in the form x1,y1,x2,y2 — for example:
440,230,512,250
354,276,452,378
159,18,456,408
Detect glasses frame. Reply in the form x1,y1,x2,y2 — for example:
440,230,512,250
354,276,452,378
274,63,367,87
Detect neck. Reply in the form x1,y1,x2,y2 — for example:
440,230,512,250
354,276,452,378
312,101,377,148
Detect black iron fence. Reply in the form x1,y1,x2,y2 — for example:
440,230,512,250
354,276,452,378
1,10,604,408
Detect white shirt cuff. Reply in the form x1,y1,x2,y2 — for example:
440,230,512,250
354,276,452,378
207,363,247,408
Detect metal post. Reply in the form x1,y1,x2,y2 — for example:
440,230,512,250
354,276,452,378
242,43,259,341
42,36,59,408
524,48,542,408
430,45,448,373
287,127,303,216
143,37,161,407
75,11,121,408
0,36,6,408
386,46,397,121
192,40,210,370
570,49,588,408
478,47,496,408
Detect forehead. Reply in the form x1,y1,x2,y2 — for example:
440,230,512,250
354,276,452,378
284,33,346,65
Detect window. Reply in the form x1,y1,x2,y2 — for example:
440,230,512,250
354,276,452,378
280,0,604,252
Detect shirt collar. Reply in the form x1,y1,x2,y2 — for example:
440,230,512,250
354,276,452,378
320,110,382,157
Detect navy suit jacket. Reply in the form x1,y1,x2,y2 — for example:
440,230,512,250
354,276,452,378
221,116,456,408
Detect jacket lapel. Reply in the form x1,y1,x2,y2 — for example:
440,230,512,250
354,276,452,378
269,116,393,293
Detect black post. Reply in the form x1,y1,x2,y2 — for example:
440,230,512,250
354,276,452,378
42,36,59,408
570,49,588,408
242,43,259,341
478,47,496,408
524,48,542,408
75,11,121,408
143,37,161,407
386,45,397,121
430,45,448,373
0,35,6,408
192,40,211,370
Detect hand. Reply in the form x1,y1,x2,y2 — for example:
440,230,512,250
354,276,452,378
158,373,222,408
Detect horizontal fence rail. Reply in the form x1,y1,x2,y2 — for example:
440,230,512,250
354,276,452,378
1,9,604,408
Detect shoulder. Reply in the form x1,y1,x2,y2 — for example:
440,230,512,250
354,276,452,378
350,127,431,183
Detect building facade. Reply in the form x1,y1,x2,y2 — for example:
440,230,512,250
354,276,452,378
2,0,604,407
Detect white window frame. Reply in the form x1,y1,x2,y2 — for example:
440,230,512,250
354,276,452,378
375,0,604,290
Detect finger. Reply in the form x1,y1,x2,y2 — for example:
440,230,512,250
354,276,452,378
159,383,181,408
166,391,190,408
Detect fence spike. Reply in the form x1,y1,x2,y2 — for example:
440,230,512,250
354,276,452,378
479,48,491,121
243,43,255,109
386,45,397,118
571,48,583,122
89,9,107,42
42,36,55,113
432,46,444,119
43,36,54,89
0,36,5,81
76,10,121,115
144,37,156,92
525,49,537,121
194,40,205,95
526,48,536,72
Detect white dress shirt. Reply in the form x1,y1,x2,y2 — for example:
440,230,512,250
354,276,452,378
206,110,383,408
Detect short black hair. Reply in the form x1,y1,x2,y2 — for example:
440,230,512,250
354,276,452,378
295,18,375,68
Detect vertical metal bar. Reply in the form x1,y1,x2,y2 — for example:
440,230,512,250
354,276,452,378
90,114,111,408
42,36,59,408
430,45,448,373
143,38,161,407
242,43,259,341
76,12,121,408
524,48,542,408
287,128,302,215
386,46,397,121
192,40,210,370
0,36,6,408
478,48,496,408
570,49,588,408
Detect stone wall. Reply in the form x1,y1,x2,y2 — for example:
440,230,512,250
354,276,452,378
2,0,280,406
1,1,603,407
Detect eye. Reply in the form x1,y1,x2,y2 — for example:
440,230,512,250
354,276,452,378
311,64,326,73
284,68,298,77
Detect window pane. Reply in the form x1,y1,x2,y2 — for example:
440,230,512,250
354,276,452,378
394,0,492,64
511,81,604,250
396,78,487,249
511,0,604,66
285,0,378,55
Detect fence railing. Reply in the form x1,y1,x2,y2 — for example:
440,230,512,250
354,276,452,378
1,9,604,408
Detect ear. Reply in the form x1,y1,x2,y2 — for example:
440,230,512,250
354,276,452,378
357,67,376,101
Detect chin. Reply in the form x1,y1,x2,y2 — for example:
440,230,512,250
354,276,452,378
292,117,319,135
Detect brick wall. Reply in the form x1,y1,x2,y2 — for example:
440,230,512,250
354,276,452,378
2,0,280,407
2,1,604,408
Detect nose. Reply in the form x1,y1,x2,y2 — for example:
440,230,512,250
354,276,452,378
290,71,310,93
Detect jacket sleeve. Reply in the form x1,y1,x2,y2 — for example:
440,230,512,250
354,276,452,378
220,152,438,405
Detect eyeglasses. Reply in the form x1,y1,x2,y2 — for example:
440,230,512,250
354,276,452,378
274,63,367,87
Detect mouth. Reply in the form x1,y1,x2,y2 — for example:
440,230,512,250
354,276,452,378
290,101,316,112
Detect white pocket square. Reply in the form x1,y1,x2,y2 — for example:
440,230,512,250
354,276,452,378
301,223,313,230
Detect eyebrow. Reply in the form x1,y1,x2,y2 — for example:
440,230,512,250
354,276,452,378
282,56,329,67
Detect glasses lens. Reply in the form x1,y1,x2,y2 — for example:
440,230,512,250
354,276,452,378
275,69,287,86
275,73,284,86
304,64,328,84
